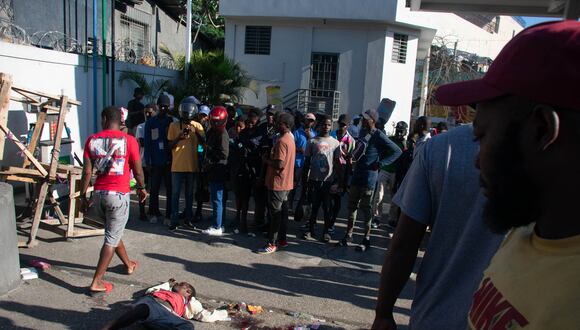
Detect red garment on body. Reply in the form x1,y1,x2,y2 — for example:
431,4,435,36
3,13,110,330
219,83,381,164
83,129,140,193
151,290,186,317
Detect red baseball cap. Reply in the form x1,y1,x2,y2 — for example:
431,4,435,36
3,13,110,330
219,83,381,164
435,20,580,110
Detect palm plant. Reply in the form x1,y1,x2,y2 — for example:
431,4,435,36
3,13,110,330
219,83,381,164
174,49,254,105
118,71,171,104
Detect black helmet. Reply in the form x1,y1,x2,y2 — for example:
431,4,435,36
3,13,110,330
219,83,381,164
395,121,408,130
179,96,199,120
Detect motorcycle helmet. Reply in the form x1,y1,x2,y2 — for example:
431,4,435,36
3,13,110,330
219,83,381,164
210,106,228,129
179,96,199,120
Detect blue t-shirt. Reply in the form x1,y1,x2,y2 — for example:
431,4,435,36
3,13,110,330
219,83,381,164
393,125,503,330
143,115,174,167
350,129,401,188
293,128,316,169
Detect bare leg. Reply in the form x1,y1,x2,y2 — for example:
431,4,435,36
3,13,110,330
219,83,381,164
90,244,115,291
102,304,149,330
114,240,137,274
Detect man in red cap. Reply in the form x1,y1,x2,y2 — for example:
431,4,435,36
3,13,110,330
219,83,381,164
433,21,580,329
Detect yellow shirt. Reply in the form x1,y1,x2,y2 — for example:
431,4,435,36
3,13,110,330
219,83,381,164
167,120,205,173
468,225,580,330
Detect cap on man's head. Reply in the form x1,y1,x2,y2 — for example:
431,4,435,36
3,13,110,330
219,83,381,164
362,109,379,123
305,113,316,121
436,20,580,110
134,87,144,96
157,94,171,107
338,114,350,125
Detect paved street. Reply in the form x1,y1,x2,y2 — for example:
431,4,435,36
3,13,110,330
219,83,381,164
0,194,420,329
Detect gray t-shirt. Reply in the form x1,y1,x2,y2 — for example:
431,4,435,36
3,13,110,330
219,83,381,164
393,125,503,330
305,136,340,182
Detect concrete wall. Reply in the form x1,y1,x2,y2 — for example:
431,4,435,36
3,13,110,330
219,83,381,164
0,41,179,167
220,0,398,22
0,183,20,296
225,18,420,131
381,27,420,131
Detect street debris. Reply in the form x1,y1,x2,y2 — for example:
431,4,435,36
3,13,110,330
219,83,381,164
20,267,38,280
247,305,264,315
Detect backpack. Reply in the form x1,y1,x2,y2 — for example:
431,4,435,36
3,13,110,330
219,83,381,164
351,133,372,162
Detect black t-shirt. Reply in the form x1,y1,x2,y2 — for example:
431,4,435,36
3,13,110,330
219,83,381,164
127,99,145,129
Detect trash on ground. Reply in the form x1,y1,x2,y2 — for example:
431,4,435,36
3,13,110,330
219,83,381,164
20,267,38,280
287,311,325,323
247,304,264,315
28,259,51,271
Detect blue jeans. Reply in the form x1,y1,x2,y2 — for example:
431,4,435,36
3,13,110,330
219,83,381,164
171,172,196,225
210,182,224,228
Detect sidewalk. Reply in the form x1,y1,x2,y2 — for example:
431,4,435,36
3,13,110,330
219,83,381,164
0,194,418,329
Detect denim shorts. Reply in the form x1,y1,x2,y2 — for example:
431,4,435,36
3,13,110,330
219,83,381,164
94,191,130,247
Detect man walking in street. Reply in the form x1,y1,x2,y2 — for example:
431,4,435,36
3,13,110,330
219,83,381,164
257,112,296,254
127,87,145,131
80,106,148,293
340,109,401,252
167,96,205,230
143,95,174,223
435,21,580,329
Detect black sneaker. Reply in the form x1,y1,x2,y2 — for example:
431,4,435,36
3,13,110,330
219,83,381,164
169,225,179,231
338,235,353,247
356,238,371,252
322,233,332,243
371,219,380,229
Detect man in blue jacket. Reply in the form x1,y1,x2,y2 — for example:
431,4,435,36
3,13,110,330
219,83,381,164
143,95,174,223
340,109,402,252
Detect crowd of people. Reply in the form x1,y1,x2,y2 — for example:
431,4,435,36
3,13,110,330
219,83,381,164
79,19,579,330
119,89,440,253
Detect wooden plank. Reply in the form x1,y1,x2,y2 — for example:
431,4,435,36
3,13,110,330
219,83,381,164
12,88,40,104
2,175,36,183
23,108,47,168
0,73,13,161
0,123,48,177
1,166,43,176
48,196,67,225
67,174,76,237
40,218,62,226
11,86,81,106
47,96,68,180
28,181,50,248
72,228,105,237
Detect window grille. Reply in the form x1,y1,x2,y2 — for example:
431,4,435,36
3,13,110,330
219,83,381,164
392,33,408,64
120,14,149,60
244,26,271,55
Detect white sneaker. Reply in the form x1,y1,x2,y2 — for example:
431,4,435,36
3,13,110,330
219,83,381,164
202,227,223,236
149,215,158,224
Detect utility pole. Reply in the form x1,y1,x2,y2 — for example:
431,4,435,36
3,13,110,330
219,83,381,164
184,0,192,80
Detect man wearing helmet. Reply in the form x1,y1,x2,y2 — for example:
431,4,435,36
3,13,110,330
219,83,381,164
202,106,230,236
167,96,205,231
371,121,407,229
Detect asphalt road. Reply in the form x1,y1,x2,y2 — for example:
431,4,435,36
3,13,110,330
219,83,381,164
0,194,419,329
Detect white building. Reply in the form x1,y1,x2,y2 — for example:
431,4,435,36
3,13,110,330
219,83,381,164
220,0,524,129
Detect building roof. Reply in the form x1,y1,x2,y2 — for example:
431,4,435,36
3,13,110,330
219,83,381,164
410,0,579,19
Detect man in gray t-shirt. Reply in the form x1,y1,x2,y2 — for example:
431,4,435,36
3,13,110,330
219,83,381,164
372,125,503,330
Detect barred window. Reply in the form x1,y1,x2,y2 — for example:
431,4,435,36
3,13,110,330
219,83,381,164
392,33,408,64
245,26,271,55
120,14,149,59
